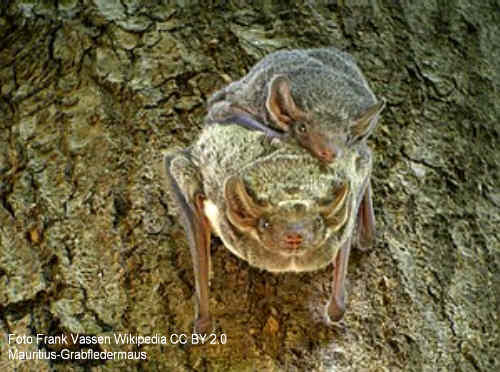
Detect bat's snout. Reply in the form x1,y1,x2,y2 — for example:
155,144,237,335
283,231,303,250
308,132,342,164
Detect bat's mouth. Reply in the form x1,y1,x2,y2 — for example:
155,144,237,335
283,232,303,249
276,235,309,257
277,232,318,257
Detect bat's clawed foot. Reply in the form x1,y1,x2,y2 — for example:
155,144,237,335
326,295,345,323
355,235,373,252
194,315,213,334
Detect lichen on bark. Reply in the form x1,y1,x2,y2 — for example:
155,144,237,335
0,1,498,371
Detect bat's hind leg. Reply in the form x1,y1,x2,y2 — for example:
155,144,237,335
327,236,352,322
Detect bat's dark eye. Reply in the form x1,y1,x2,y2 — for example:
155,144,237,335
259,218,270,230
297,123,307,133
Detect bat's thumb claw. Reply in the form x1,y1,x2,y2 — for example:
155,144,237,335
194,316,213,334
326,298,346,323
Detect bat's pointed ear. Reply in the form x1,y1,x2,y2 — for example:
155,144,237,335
349,99,386,143
266,75,304,131
320,183,350,232
225,176,267,232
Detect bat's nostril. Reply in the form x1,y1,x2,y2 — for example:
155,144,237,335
284,233,303,248
319,149,335,163
285,232,302,240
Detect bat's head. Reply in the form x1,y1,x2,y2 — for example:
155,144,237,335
224,176,350,269
265,74,385,164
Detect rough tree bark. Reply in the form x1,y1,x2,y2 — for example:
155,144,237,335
0,1,498,371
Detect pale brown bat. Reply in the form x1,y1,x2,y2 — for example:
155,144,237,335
163,124,374,332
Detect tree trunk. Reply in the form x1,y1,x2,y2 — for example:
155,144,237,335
0,1,498,371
